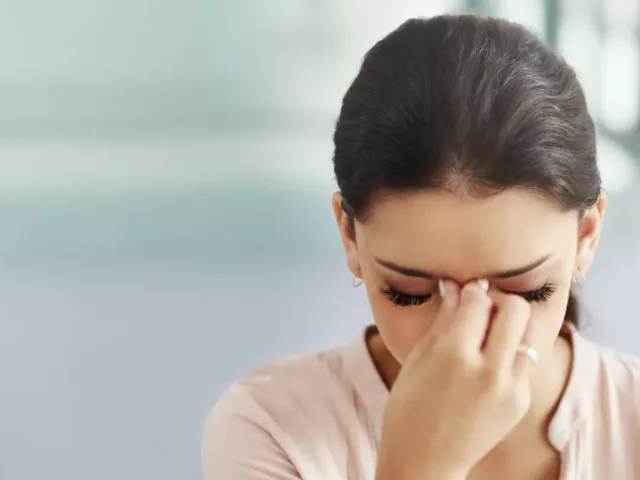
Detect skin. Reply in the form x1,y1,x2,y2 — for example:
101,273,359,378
332,187,607,479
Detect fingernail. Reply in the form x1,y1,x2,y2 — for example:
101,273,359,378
477,278,489,292
438,278,446,297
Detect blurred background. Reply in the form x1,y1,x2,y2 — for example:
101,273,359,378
1,0,639,478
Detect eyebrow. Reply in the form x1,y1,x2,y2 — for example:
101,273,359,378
374,254,551,279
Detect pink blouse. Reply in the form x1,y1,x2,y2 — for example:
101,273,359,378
202,325,640,479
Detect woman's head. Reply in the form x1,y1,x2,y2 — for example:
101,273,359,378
332,15,606,363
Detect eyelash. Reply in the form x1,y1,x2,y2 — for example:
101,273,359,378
383,290,434,307
383,283,556,307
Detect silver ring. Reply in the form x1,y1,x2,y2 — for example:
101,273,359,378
516,345,538,364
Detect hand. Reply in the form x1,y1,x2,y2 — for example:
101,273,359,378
375,279,536,480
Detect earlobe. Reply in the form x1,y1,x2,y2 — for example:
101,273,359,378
572,272,586,286
573,239,594,281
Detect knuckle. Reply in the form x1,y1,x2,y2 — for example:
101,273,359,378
479,365,531,414
479,365,504,392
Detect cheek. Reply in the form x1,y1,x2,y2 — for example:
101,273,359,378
525,280,573,349
365,287,440,363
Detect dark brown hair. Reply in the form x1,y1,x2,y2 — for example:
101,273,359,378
332,15,601,327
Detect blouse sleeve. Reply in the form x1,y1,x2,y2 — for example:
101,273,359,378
201,385,301,480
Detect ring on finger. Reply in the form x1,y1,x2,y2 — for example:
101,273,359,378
516,344,538,364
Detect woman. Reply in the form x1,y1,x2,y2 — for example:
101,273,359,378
203,15,640,479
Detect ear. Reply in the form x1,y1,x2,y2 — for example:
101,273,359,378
332,192,361,278
575,191,608,278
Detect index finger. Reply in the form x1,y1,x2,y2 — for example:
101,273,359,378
483,291,532,369
447,279,493,354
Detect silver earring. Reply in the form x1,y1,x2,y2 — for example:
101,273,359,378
352,275,364,288
572,273,586,287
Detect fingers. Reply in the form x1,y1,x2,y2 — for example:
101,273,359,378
412,279,460,355
425,279,536,376
432,279,461,329
512,310,541,377
483,291,532,371
448,280,493,353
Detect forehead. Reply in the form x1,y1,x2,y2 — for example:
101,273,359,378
357,189,578,276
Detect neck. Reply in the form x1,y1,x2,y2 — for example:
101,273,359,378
366,327,573,449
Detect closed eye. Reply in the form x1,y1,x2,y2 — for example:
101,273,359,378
383,283,556,307
502,283,556,303
383,287,433,307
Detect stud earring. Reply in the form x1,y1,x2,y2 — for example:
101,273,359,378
352,270,364,287
572,272,586,287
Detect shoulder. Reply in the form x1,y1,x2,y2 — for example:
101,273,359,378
213,342,366,424
556,334,640,477
591,341,640,400
583,338,640,436
202,341,380,479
